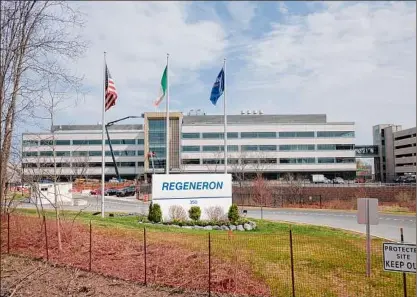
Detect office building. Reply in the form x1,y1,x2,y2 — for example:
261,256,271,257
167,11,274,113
22,112,357,181
22,124,145,181
373,124,416,182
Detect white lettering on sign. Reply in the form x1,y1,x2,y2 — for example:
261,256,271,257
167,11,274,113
383,243,416,273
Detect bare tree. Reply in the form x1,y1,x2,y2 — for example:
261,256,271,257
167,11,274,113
252,173,273,207
282,173,305,206
70,154,90,180
0,1,87,210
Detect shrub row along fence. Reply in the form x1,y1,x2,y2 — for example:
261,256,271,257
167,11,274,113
1,214,415,297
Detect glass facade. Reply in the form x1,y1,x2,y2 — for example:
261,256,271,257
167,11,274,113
148,119,167,169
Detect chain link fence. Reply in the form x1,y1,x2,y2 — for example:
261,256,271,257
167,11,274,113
1,214,415,297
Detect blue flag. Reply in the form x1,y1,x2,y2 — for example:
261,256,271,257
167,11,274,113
210,68,224,106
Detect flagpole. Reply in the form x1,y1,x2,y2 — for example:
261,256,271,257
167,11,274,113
223,58,227,174
100,52,107,218
165,53,170,175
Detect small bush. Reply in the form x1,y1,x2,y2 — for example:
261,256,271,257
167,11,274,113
228,204,239,223
168,205,188,221
149,203,162,223
147,202,154,222
188,206,201,221
205,206,224,221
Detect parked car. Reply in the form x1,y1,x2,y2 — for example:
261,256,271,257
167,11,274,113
90,188,118,196
333,177,345,184
395,175,416,183
116,186,136,197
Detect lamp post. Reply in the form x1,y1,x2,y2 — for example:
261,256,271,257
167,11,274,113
105,116,140,182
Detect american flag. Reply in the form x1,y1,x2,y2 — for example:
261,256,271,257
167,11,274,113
105,64,118,111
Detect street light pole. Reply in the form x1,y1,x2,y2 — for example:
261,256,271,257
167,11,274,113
101,115,140,216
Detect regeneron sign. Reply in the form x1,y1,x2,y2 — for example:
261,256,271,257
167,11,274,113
152,174,232,221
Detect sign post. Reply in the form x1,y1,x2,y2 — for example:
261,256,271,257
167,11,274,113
357,198,379,277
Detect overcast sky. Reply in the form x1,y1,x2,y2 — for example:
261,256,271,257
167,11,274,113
23,1,416,145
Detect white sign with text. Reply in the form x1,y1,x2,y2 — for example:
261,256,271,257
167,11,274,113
151,174,232,221
383,243,416,273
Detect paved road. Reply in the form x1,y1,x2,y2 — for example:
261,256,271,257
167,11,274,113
16,195,416,243
244,208,416,243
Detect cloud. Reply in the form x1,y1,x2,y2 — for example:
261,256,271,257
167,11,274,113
227,1,416,144
278,2,289,15
59,1,227,123
226,1,257,29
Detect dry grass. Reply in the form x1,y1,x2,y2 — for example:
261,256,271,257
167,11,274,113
2,211,416,297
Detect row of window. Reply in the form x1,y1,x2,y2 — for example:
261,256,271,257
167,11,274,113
23,150,144,157
23,139,145,146
182,157,356,165
23,162,145,168
182,131,355,139
182,144,354,152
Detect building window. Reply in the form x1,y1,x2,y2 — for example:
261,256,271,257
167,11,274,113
182,146,200,152
257,132,276,138
279,132,315,138
22,140,39,146
137,162,144,167
55,140,71,145
260,158,278,164
317,131,355,138
240,132,276,139
259,145,277,151
149,147,165,157
106,139,136,145
318,157,335,163
40,140,53,146
56,151,71,157
88,140,102,145
23,151,38,157
105,151,119,157
202,159,224,164
228,158,239,164
137,150,144,156
279,145,315,151
202,132,223,139
202,145,222,152
73,140,88,145
228,145,239,152
241,145,258,151
241,132,258,138
336,157,355,163
119,162,136,167
39,151,53,157
88,151,101,157
120,150,136,156
182,132,200,139
227,132,239,139
148,132,165,143
137,139,145,145
120,139,136,145
243,159,258,164
73,151,88,157
280,158,315,164
23,163,38,168
182,159,200,165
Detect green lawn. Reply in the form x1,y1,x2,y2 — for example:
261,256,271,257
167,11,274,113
12,209,416,297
